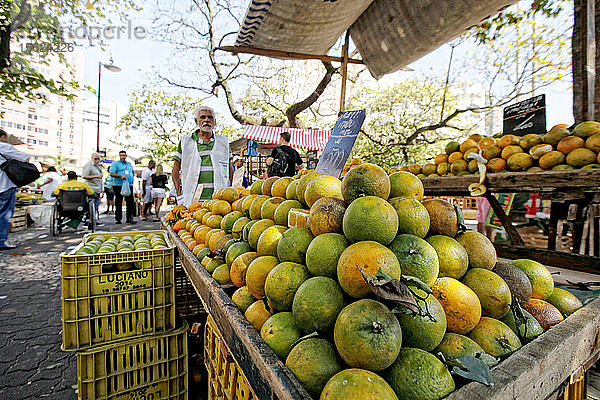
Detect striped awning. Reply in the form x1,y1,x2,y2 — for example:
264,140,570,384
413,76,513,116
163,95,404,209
241,125,330,151
235,0,517,79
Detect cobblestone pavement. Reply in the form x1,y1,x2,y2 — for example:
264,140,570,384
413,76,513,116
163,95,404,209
0,209,163,400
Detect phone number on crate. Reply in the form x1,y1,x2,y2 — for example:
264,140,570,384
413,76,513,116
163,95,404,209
20,42,75,53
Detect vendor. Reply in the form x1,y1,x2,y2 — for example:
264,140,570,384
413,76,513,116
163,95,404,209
39,166,62,200
231,155,248,187
171,106,233,206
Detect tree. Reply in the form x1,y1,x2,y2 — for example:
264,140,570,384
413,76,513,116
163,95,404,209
348,78,468,168
0,0,137,102
148,0,339,128
117,89,241,161
350,2,571,169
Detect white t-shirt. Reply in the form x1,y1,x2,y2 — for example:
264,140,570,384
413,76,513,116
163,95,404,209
42,171,62,200
142,168,155,185
0,142,29,193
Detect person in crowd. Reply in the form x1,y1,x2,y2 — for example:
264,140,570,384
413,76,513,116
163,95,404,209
82,153,104,217
102,175,115,214
108,150,136,224
52,171,94,196
141,159,155,221
266,131,304,177
38,166,62,200
150,164,168,222
231,155,248,187
0,129,29,250
476,197,494,240
172,106,233,205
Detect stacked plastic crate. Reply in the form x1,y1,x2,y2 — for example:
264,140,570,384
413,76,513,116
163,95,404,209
61,230,188,400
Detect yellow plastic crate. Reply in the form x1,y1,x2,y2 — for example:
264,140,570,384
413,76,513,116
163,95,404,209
61,230,176,351
77,321,188,400
204,315,256,400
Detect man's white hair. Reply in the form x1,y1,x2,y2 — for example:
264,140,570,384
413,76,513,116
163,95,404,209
195,106,216,125
91,152,101,159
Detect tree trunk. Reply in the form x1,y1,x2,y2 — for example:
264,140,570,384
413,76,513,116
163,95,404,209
572,0,600,121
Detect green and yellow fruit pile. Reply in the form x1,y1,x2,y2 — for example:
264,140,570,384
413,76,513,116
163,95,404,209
395,121,600,177
168,165,583,399
71,232,169,255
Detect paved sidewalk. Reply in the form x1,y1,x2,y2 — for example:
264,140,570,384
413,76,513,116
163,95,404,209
0,210,163,399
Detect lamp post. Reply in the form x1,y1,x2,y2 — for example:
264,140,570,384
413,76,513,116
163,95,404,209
97,58,121,152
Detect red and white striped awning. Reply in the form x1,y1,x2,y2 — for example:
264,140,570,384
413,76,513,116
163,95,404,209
241,125,330,151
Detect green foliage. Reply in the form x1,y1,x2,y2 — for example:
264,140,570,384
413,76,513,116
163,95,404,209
472,0,568,43
1,0,137,102
348,79,469,169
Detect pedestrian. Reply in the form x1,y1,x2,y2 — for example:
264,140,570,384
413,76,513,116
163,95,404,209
266,131,304,177
108,150,136,224
150,164,168,222
53,171,94,196
476,197,494,240
231,155,248,187
0,128,29,250
38,166,62,200
141,159,155,221
103,175,115,214
82,153,104,218
172,106,232,206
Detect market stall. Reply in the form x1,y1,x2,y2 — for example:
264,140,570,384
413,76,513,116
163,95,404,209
421,169,600,272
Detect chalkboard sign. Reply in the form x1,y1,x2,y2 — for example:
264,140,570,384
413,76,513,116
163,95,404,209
315,110,366,177
485,193,515,230
502,94,546,136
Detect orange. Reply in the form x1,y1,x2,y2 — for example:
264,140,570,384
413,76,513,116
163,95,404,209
246,256,279,298
205,214,223,229
271,177,294,198
193,225,212,244
261,176,280,196
193,208,209,222
231,199,242,211
201,211,214,225
432,277,481,334
221,187,239,203
207,230,226,252
230,251,260,287
212,200,232,216
244,299,272,331
192,243,208,256
204,228,222,247
337,241,401,298
341,163,390,202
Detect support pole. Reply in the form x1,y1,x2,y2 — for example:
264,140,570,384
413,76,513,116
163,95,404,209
339,31,350,114
96,62,102,153
586,0,596,120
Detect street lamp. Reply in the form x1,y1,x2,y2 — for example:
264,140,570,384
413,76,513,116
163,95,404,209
96,58,121,152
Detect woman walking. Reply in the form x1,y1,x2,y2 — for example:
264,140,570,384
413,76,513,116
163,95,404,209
150,164,168,222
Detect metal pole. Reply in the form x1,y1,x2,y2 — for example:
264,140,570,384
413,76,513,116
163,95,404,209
586,0,596,120
339,31,350,114
97,62,102,153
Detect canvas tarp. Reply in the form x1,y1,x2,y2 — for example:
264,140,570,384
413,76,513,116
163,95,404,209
235,0,517,79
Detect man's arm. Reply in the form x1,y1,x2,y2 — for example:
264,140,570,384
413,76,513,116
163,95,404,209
172,159,182,196
266,147,277,166
142,180,147,196
229,162,234,184
295,150,305,171
108,164,125,179
82,164,102,180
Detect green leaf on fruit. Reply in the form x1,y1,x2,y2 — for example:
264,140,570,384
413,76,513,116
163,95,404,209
450,356,494,386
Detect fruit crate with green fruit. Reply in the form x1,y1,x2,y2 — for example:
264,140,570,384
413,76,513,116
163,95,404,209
61,230,176,351
77,320,188,400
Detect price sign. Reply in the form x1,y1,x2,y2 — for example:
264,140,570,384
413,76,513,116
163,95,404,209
503,94,546,136
315,110,366,177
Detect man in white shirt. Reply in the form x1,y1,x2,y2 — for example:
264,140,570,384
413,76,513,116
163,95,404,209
0,129,29,250
141,159,155,221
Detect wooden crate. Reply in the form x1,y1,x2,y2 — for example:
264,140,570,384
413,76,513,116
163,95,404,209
10,207,27,233
164,221,600,400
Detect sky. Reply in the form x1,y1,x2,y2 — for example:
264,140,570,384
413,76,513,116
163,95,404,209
78,1,575,132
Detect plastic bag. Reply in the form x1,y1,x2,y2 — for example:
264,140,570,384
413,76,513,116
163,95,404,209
120,180,131,196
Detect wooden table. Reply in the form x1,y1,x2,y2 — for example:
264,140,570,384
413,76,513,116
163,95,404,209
422,169,600,274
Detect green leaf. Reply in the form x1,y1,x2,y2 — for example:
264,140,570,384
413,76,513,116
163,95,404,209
451,356,494,386
401,275,432,294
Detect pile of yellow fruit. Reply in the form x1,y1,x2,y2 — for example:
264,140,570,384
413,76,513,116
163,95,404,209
166,165,583,399
394,121,600,177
